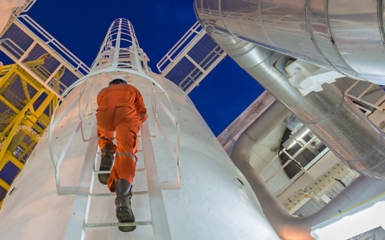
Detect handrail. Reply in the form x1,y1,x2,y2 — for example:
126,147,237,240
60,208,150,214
17,15,90,76
11,0,36,14
0,38,25,58
156,21,203,73
21,0,36,13
48,68,182,195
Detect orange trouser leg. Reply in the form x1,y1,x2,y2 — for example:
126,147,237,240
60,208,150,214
97,125,116,151
107,122,139,192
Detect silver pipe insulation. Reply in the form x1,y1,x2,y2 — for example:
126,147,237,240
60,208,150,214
233,139,384,240
231,103,385,239
194,0,385,84
201,26,385,178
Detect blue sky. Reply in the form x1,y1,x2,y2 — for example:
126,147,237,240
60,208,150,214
26,0,264,136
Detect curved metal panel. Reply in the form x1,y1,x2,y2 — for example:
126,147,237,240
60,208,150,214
196,0,385,84
328,0,385,82
307,0,358,77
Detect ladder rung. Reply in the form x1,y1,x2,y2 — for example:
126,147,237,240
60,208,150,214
93,170,110,174
94,168,145,174
90,190,148,197
85,221,152,228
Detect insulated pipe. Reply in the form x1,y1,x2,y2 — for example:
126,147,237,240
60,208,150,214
231,104,385,239
233,139,382,240
199,26,385,178
235,101,291,162
194,0,385,84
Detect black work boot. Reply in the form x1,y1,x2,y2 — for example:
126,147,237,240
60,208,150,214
98,144,114,185
115,179,135,232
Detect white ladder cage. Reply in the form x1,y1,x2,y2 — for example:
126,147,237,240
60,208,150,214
47,18,181,239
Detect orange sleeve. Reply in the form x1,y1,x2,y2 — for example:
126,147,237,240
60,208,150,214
135,89,147,123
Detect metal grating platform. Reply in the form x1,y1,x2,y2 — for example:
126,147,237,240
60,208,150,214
157,22,226,94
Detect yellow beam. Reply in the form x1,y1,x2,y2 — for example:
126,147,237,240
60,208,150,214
0,199,3,209
21,79,31,100
0,116,23,170
0,89,45,170
22,92,56,133
17,139,29,150
2,151,24,170
20,128,39,143
53,97,58,112
0,66,16,87
0,95,20,114
0,64,14,72
14,68,42,92
24,59,46,68
0,178,10,191
18,141,36,160
36,92,55,116
0,117,17,141
40,113,51,126
22,118,44,135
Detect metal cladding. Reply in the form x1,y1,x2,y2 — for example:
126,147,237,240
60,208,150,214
194,0,385,85
194,0,385,179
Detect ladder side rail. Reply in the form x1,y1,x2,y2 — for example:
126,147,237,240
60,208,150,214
141,122,173,240
64,121,99,240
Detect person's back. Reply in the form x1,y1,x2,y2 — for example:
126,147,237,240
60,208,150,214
97,83,146,124
95,76,147,232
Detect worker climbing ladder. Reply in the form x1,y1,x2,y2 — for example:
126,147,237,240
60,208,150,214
46,18,181,239
48,74,180,239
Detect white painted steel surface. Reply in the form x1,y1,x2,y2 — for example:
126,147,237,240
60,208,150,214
0,18,279,240
0,0,25,35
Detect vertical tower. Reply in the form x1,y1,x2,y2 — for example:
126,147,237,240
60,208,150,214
0,19,279,239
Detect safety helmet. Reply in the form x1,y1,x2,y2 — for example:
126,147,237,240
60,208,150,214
109,75,128,86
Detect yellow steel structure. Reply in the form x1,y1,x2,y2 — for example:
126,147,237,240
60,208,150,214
0,1,88,209
0,59,60,208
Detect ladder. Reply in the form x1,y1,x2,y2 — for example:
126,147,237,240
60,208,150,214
48,73,181,239
64,119,172,240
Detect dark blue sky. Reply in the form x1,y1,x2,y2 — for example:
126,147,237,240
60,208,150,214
26,0,264,136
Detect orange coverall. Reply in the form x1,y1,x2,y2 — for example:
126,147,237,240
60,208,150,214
96,83,147,192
